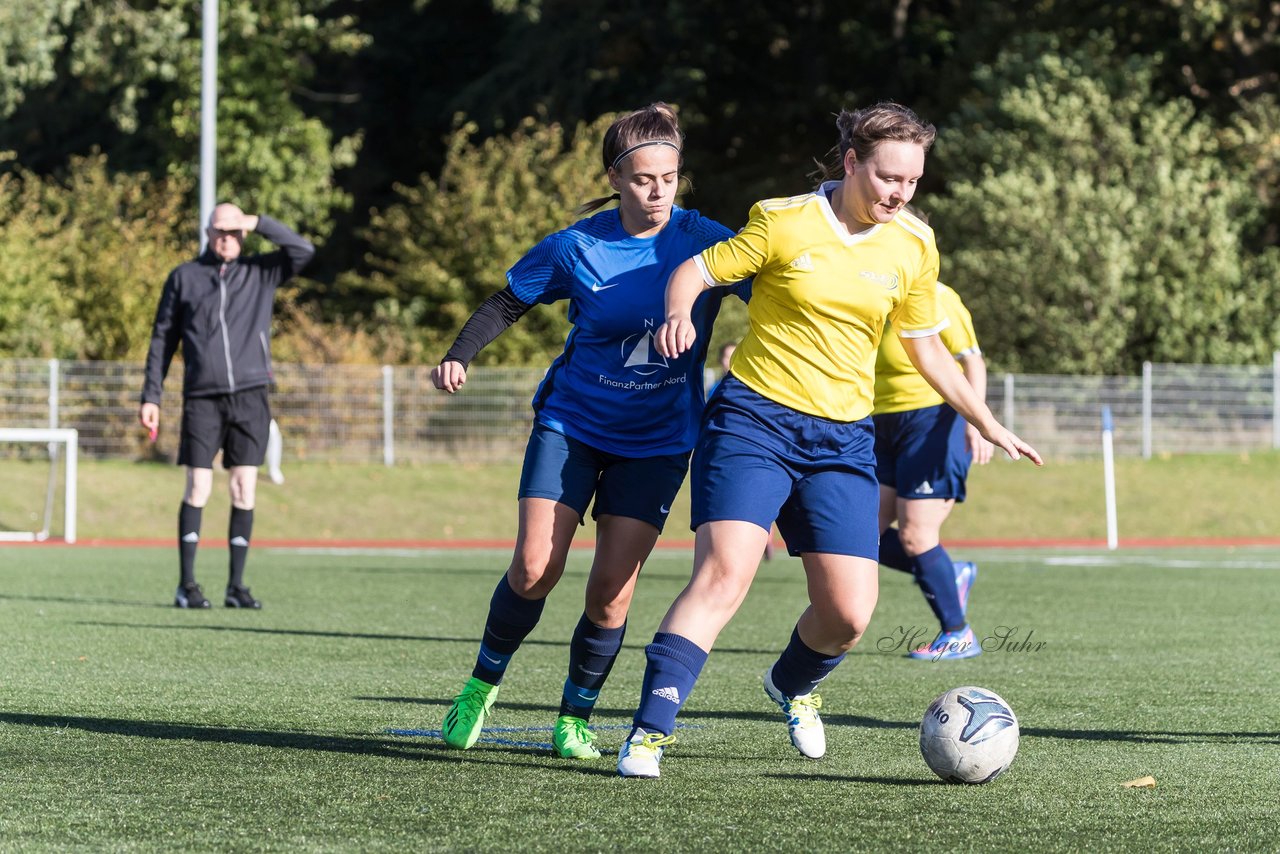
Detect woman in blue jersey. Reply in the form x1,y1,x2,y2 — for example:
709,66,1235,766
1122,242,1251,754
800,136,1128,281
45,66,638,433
617,102,1041,779
431,103,747,760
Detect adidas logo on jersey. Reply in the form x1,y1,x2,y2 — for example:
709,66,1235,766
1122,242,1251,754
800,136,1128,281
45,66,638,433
651,686,681,704
787,252,814,271
916,481,934,495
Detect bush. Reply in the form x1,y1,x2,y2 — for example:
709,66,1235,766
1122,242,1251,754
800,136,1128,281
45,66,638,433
929,35,1280,374
344,114,626,366
0,153,189,359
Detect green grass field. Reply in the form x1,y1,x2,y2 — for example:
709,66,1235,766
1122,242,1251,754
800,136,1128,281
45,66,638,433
5,451,1280,543
2,544,1276,851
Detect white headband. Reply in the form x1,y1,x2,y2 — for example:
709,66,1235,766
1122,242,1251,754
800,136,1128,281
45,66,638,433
610,140,682,171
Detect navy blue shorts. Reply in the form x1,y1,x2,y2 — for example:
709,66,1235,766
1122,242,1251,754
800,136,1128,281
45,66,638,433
178,386,271,469
690,376,880,559
517,421,690,532
873,403,971,501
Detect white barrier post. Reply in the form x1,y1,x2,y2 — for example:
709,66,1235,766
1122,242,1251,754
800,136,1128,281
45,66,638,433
1102,406,1118,551
1141,361,1152,460
1273,351,1280,450
1002,373,1015,431
382,365,395,467
44,359,63,535
65,433,77,544
48,358,59,429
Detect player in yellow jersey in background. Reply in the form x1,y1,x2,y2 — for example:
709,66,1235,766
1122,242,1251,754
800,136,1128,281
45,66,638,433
874,280,991,660
617,102,1042,779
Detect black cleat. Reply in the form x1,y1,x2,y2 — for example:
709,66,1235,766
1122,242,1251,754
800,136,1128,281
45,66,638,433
224,585,262,609
174,583,212,609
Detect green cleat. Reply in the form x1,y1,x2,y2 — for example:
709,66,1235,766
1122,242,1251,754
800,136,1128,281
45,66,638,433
552,715,601,760
441,677,499,749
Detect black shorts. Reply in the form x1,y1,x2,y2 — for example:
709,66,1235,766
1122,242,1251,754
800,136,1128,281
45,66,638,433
178,386,271,469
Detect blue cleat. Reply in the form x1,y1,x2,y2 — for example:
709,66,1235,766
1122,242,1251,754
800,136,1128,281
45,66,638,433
909,624,982,661
954,561,978,614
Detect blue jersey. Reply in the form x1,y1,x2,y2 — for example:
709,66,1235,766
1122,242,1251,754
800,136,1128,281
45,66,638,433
508,206,746,456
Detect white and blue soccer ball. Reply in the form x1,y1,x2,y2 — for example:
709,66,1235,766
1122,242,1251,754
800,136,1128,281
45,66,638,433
919,685,1020,784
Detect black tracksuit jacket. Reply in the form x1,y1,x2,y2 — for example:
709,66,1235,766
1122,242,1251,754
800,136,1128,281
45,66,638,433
140,216,315,403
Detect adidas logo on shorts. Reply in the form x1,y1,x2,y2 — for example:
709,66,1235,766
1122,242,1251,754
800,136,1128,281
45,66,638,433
651,686,681,704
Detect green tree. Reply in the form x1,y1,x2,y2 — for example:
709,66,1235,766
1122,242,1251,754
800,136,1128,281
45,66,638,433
346,114,624,365
0,159,80,358
0,0,78,119
929,36,1280,374
161,0,366,240
0,0,364,241
1226,94,1280,232
443,0,982,222
1010,1,1280,247
0,153,188,360
50,155,191,360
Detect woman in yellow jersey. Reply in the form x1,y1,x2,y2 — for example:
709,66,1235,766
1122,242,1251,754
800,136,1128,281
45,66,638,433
617,102,1041,779
874,280,991,661
711,341,776,561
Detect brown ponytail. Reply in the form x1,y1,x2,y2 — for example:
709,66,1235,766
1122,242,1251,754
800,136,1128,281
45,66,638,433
811,101,937,182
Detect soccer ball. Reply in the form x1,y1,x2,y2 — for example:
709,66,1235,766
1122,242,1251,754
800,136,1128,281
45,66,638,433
919,685,1019,784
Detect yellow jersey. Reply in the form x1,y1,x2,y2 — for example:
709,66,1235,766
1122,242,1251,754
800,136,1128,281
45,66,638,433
695,183,944,421
873,283,981,414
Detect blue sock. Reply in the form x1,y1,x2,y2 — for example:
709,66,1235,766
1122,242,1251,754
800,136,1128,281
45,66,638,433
632,632,708,737
768,626,845,698
878,527,912,573
912,545,966,632
559,615,626,721
470,575,545,685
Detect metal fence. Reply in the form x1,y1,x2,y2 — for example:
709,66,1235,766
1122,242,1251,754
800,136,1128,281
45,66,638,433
2,357,1278,462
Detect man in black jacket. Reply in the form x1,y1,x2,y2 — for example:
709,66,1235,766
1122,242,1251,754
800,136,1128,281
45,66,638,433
139,203,315,609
